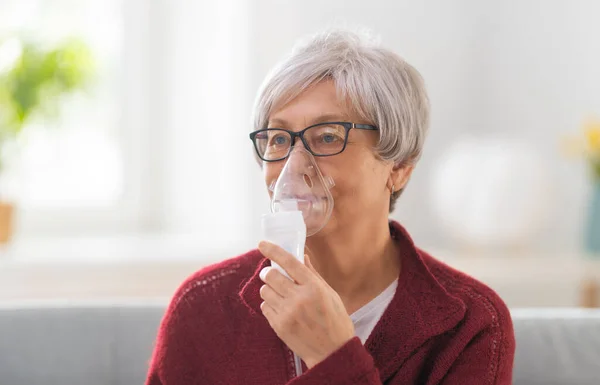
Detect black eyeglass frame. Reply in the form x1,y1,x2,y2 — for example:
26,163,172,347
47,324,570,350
249,121,378,162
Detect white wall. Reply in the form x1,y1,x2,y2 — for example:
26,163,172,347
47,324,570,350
471,0,600,251
159,0,256,255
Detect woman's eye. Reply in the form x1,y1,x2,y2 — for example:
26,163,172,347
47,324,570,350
271,135,289,146
319,132,343,143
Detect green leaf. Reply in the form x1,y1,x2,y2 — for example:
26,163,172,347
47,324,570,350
0,36,94,155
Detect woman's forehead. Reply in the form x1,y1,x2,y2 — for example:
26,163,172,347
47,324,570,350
268,82,357,128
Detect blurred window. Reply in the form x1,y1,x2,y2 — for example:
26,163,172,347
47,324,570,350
0,0,124,208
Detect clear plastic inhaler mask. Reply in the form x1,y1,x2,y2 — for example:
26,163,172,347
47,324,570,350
269,147,335,236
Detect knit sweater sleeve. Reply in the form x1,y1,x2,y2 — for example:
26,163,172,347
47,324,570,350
286,307,515,385
145,259,243,385
145,288,204,385
286,337,382,385
439,323,515,384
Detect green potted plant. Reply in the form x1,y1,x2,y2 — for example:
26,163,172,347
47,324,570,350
0,37,93,243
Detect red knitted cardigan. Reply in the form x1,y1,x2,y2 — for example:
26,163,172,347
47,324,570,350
146,221,515,384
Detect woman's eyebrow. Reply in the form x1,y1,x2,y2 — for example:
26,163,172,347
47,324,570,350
268,113,347,128
307,113,347,125
267,117,291,128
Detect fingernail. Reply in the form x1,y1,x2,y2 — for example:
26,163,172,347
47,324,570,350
259,267,271,282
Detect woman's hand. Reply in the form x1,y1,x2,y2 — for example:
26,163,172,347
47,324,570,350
258,241,355,369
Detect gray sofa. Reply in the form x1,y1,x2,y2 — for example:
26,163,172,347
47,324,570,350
0,301,598,385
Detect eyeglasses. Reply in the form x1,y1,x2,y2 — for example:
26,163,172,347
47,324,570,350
249,121,378,162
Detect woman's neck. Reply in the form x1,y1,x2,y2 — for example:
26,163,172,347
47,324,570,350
305,217,401,314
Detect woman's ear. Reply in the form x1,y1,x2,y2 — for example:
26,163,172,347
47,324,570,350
388,163,415,192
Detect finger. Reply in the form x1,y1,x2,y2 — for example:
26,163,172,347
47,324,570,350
258,241,311,284
259,284,284,312
260,301,277,323
259,266,296,297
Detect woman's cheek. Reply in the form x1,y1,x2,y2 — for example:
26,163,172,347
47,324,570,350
263,164,281,189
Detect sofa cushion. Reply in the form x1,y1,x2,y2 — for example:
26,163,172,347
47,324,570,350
0,300,164,385
512,308,600,385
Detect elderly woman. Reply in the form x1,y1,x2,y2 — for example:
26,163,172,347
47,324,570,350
146,30,515,385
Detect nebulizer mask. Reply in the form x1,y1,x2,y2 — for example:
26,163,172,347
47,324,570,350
269,147,335,236
261,147,335,276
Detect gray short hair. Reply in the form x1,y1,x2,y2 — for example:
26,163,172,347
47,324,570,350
252,29,430,211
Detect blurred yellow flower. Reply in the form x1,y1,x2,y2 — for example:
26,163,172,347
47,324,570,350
584,119,600,154
562,116,600,181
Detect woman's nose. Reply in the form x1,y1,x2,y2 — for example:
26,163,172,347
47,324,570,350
285,146,317,176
